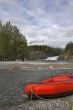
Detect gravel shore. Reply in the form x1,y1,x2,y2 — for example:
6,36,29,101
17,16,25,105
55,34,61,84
6,96,73,110
0,62,73,110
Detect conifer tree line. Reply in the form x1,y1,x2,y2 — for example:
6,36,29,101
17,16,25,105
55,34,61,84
0,21,62,61
59,42,73,60
28,45,62,60
0,21,28,61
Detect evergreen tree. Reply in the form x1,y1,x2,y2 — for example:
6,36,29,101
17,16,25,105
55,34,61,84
0,21,28,61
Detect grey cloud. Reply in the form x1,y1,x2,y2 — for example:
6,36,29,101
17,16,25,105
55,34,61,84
0,0,73,48
63,27,73,38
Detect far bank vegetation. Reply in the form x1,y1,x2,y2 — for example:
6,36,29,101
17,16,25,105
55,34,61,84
59,42,73,60
0,20,64,61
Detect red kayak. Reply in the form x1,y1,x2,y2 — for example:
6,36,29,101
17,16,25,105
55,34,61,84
24,73,73,98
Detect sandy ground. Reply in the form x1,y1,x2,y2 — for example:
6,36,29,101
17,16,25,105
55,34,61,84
0,61,73,110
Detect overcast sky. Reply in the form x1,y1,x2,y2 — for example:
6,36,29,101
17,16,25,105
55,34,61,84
0,0,73,48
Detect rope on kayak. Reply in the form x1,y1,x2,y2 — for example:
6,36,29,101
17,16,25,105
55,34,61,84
30,86,33,100
30,86,48,100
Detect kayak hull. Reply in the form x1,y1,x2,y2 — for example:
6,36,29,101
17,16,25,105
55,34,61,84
28,90,73,99
24,73,73,99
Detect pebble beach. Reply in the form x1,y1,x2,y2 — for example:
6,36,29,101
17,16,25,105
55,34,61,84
0,61,73,110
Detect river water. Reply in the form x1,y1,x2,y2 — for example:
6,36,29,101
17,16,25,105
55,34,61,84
0,68,73,109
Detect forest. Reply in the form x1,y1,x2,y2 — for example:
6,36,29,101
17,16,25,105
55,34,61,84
59,42,73,60
0,21,64,61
